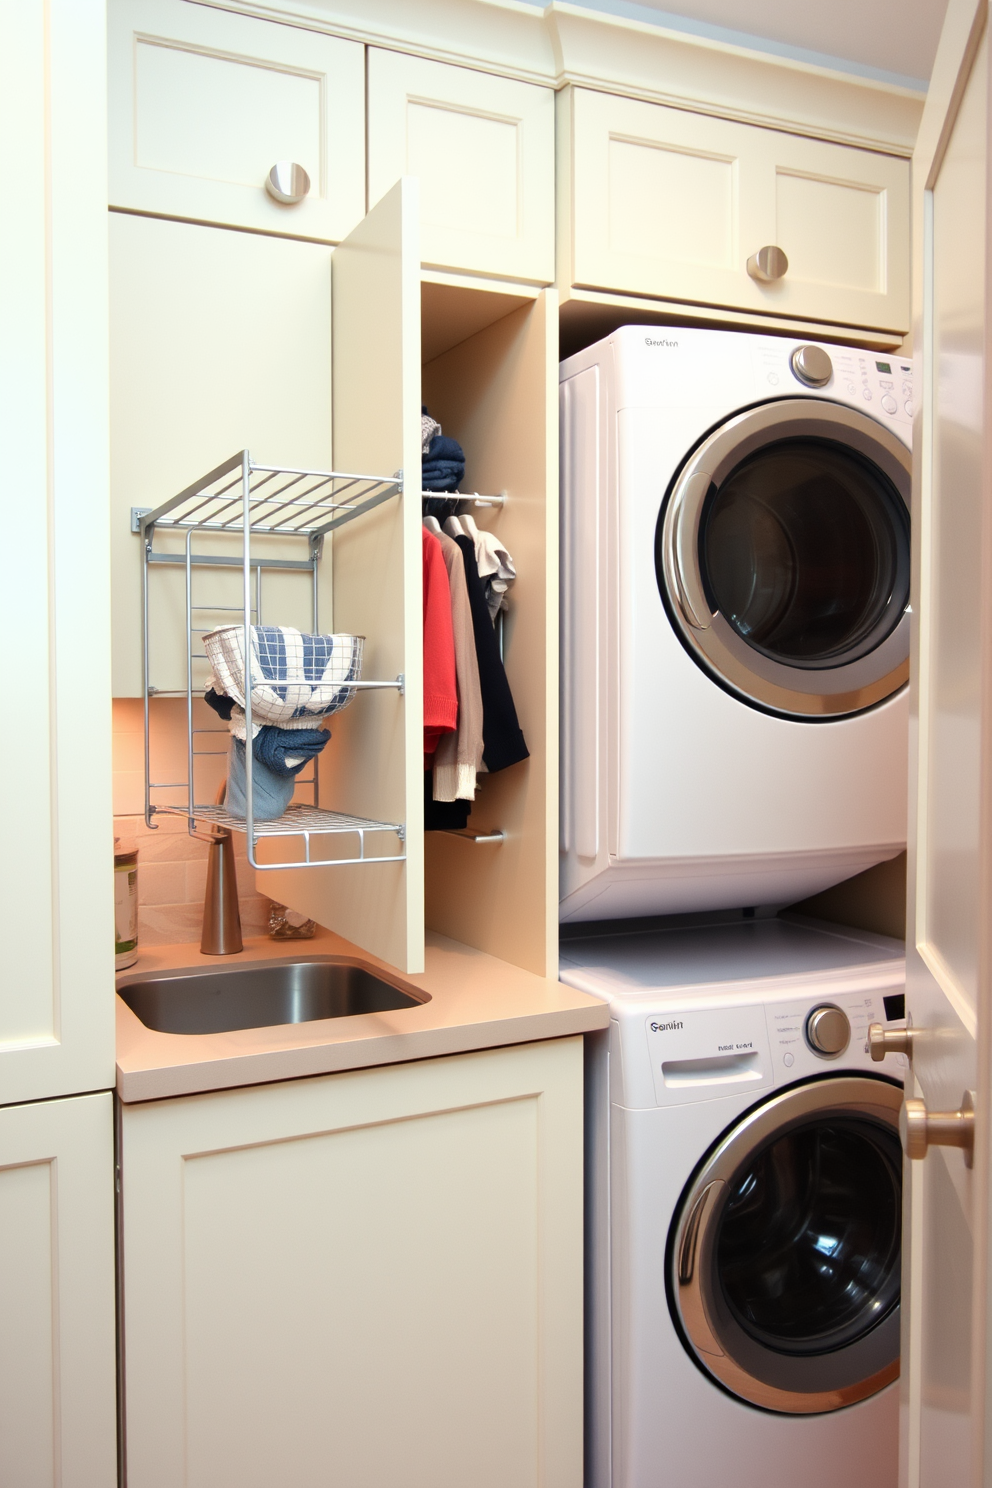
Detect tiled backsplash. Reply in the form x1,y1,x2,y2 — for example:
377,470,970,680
113,698,271,946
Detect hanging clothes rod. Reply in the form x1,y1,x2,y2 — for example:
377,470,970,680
422,491,506,509
440,829,505,844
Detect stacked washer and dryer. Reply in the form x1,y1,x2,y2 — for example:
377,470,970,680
559,328,912,1488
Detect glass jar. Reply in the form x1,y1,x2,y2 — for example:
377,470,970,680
114,839,139,969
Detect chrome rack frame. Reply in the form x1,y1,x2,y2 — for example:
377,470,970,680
139,450,406,871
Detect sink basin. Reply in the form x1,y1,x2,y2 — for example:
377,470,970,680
116,958,427,1035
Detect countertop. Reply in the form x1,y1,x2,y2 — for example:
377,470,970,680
116,928,609,1102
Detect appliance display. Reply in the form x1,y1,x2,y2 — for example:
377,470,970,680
559,328,912,922
561,915,906,1488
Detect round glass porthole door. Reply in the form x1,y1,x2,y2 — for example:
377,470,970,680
670,1076,903,1414
657,400,911,718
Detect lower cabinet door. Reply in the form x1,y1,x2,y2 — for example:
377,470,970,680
0,1092,117,1488
120,1038,584,1488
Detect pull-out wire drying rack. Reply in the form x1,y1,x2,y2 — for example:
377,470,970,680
138,450,406,871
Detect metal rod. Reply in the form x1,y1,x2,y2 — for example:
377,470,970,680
142,535,156,830
186,529,195,824
242,450,256,866
146,554,315,571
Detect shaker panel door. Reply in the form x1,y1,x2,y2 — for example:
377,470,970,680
567,87,909,332
109,0,365,242
368,49,555,283
121,1040,583,1488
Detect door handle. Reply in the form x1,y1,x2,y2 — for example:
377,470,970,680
900,1091,975,1168
866,1022,917,1061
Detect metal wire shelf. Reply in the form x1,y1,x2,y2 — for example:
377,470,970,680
141,451,406,872
135,451,402,550
153,804,405,868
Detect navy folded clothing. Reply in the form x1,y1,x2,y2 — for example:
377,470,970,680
254,724,329,778
426,433,464,463
204,687,235,721
422,469,465,492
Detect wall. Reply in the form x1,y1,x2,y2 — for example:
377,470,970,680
787,851,907,940
113,700,271,946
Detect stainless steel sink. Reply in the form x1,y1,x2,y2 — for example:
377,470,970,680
116,958,427,1035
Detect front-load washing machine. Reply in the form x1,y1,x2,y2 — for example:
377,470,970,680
560,914,907,1488
559,327,912,922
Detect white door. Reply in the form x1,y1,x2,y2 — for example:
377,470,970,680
0,0,116,1104
0,1093,118,1487
367,48,555,283
901,1,992,1482
108,0,366,243
120,1040,583,1488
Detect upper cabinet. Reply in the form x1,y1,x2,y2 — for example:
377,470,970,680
108,0,365,242
367,49,555,284
559,87,911,333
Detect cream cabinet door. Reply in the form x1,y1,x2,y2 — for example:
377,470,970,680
109,213,334,698
121,1038,584,1488
901,3,992,1482
2,0,116,1104
109,0,365,242
563,87,910,332
0,1093,117,1488
367,49,555,283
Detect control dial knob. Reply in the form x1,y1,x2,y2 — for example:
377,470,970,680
805,1004,850,1058
790,344,833,387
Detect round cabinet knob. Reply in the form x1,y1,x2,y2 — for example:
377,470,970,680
265,162,311,205
790,344,833,387
746,245,789,283
901,1092,975,1168
805,1004,850,1058
866,1022,917,1062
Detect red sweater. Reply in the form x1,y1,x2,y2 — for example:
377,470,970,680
423,528,458,761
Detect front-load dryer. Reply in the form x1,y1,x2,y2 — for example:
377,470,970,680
559,327,912,922
560,914,907,1488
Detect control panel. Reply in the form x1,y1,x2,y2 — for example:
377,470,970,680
610,983,908,1108
752,341,913,427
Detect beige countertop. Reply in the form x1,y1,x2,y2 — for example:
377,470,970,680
116,929,609,1102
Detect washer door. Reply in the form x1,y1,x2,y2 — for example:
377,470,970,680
657,400,911,718
670,1076,902,1414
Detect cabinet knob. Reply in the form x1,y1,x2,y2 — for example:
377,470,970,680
901,1092,975,1168
805,1003,850,1057
867,1022,918,1061
265,162,311,205
746,245,789,282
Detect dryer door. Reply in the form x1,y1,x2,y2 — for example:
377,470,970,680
670,1075,902,1414
657,400,911,718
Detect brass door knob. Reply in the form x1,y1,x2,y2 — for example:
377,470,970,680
900,1092,975,1168
746,245,789,282
867,1022,917,1061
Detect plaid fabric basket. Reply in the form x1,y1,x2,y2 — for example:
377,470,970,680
203,625,364,731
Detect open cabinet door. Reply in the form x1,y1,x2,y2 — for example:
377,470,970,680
263,179,424,973
904,2,992,1481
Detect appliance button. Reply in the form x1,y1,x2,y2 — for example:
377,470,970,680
881,394,898,414
790,344,833,386
846,382,857,394
783,1052,795,1068
767,372,780,385
905,400,914,418
805,1004,851,1058
862,387,873,400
